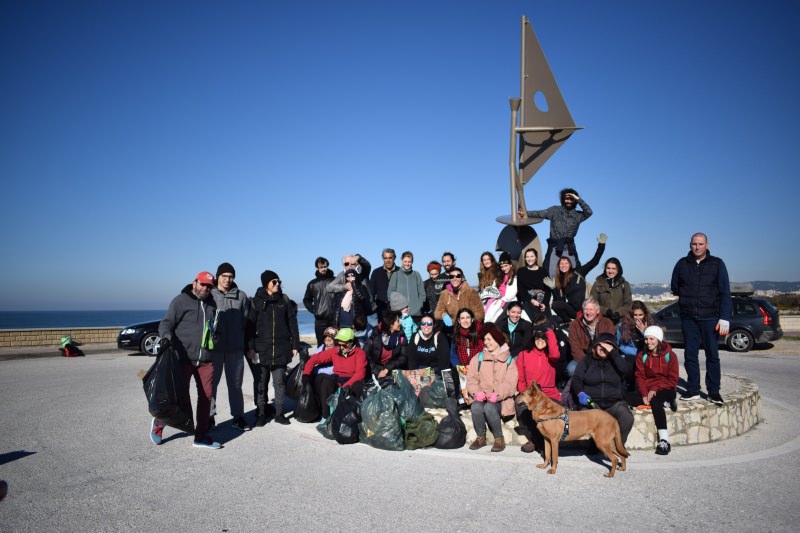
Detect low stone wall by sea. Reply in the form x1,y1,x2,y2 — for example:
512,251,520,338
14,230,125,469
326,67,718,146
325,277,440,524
0,327,120,347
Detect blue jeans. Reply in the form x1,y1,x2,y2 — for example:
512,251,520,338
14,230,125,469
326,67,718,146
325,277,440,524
681,317,721,394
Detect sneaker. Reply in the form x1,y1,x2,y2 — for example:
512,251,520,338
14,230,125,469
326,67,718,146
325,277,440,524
192,437,222,450
708,393,724,406
521,441,537,454
150,417,164,445
274,414,290,426
680,390,701,401
255,415,268,427
655,439,671,455
231,417,251,432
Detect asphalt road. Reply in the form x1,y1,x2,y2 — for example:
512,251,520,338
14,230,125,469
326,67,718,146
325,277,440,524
1,348,799,532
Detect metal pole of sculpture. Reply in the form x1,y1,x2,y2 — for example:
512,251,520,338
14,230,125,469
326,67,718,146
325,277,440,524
496,16,582,262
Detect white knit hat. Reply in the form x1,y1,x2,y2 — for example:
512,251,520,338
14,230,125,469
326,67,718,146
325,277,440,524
643,325,664,342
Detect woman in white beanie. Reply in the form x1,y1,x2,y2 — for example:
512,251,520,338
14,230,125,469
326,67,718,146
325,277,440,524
635,325,679,455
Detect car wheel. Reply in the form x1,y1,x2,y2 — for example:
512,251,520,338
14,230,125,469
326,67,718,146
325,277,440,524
726,329,754,353
140,332,162,356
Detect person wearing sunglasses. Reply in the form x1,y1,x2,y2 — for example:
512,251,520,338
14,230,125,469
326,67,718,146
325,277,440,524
407,314,450,373
248,270,300,426
327,253,376,315
433,267,484,325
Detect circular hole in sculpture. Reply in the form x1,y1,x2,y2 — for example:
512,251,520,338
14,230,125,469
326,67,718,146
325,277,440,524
533,91,549,112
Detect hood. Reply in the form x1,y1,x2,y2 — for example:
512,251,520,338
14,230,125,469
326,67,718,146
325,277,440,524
483,343,511,363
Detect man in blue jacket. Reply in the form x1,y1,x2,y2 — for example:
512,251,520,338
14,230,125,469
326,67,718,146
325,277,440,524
671,233,731,405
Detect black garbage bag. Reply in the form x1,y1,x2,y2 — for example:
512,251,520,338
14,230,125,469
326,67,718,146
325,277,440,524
434,398,467,449
419,379,447,409
142,346,195,434
358,386,404,451
404,411,439,450
284,360,306,401
316,390,340,440
386,372,424,422
293,384,321,423
331,389,361,445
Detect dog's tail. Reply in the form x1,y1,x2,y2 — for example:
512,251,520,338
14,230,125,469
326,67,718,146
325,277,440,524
614,422,630,458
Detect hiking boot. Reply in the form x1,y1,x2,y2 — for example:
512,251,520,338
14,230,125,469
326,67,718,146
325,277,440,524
708,393,724,406
655,439,671,455
469,436,487,450
255,415,268,427
231,417,250,432
521,441,537,454
192,436,222,450
274,414,290,426
150,417,164,445
680,390,701,401
491,437,506,453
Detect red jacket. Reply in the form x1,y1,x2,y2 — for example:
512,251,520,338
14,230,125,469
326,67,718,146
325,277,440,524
516,329,561,402
304,346,367,388
634,341,679,397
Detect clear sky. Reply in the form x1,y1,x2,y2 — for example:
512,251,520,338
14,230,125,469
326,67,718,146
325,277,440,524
1,1,798,311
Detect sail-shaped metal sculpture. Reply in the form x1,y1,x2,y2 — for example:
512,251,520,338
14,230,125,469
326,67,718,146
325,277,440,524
496,16,582,259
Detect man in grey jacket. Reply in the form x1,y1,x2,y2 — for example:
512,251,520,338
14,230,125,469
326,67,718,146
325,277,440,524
152,271,221,450
210,262,251,432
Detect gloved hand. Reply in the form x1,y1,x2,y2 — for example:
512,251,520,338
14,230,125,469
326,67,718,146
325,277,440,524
301,374,311,386
543,276,556,289
488,392,498,403
443,314,453,327
716,319,730,336
578,392,593,407
474,391,487,402
598,233,608,244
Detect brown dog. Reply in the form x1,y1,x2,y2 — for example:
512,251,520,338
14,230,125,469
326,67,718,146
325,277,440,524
517,381,629,477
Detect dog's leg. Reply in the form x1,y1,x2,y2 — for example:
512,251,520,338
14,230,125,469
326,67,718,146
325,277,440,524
548,438,559,474
537,438,551,470
597,439,617,478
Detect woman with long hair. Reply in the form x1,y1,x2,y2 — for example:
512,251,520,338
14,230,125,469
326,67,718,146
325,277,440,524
551,256,586,323
589,257,632,323
617,301,657,358
484,252,518,323
516,247,551,323
635,326,679,455
450,307,484,368
364,310,407,381
477,252,500,291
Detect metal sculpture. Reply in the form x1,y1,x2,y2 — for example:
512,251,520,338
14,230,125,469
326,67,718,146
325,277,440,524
496,16,582,261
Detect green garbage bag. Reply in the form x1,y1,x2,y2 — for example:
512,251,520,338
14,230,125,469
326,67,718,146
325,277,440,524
386,372,424,422
419,379,447,409
404,411,439,450
358,385,404,451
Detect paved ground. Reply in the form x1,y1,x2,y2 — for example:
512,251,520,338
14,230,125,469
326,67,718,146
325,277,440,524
1,346,799,532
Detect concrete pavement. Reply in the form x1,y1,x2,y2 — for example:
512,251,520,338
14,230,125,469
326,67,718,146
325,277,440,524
1,347,799,531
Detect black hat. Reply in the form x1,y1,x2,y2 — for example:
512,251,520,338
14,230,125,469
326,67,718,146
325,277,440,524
216,262,235,279
260,270,279,287
498,251,512,264
592,332,618,350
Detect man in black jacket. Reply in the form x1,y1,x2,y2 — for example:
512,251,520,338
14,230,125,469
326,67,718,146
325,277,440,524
369,248,398,319
671,232,731,405
302,256,336,346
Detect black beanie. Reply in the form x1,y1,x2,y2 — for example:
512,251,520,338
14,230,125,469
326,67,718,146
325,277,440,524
260,270,279,287
216,262,235,279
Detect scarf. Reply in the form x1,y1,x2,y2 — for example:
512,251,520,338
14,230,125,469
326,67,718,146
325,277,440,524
456,326,484,366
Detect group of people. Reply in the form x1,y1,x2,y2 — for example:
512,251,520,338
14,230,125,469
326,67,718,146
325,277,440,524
151,189,731,458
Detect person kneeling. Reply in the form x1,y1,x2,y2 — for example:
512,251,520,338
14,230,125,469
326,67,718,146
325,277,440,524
466,323,518,453
635,326,679,455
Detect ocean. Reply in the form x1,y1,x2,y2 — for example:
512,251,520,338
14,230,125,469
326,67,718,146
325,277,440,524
0,310,317,336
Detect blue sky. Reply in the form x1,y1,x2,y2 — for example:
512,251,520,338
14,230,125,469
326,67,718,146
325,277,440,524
1,1,798,311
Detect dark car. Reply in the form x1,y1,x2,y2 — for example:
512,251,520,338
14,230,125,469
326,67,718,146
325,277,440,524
653,292,783,353
117,320,162,356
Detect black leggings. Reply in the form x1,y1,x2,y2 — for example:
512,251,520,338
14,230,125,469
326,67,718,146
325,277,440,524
650,389,677,430
312,373,363,417
552,301,579,323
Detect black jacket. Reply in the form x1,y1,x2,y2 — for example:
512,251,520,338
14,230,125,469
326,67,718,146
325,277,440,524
407,330,450,372
496,316,533,358
370,265,398,306
364,327,407,376
303,270,335,320
671,252,732,320
571,348,629,409
249,288,300,366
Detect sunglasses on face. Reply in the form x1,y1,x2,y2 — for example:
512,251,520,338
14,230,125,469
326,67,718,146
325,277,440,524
420,321,434,326
449,274,463,279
